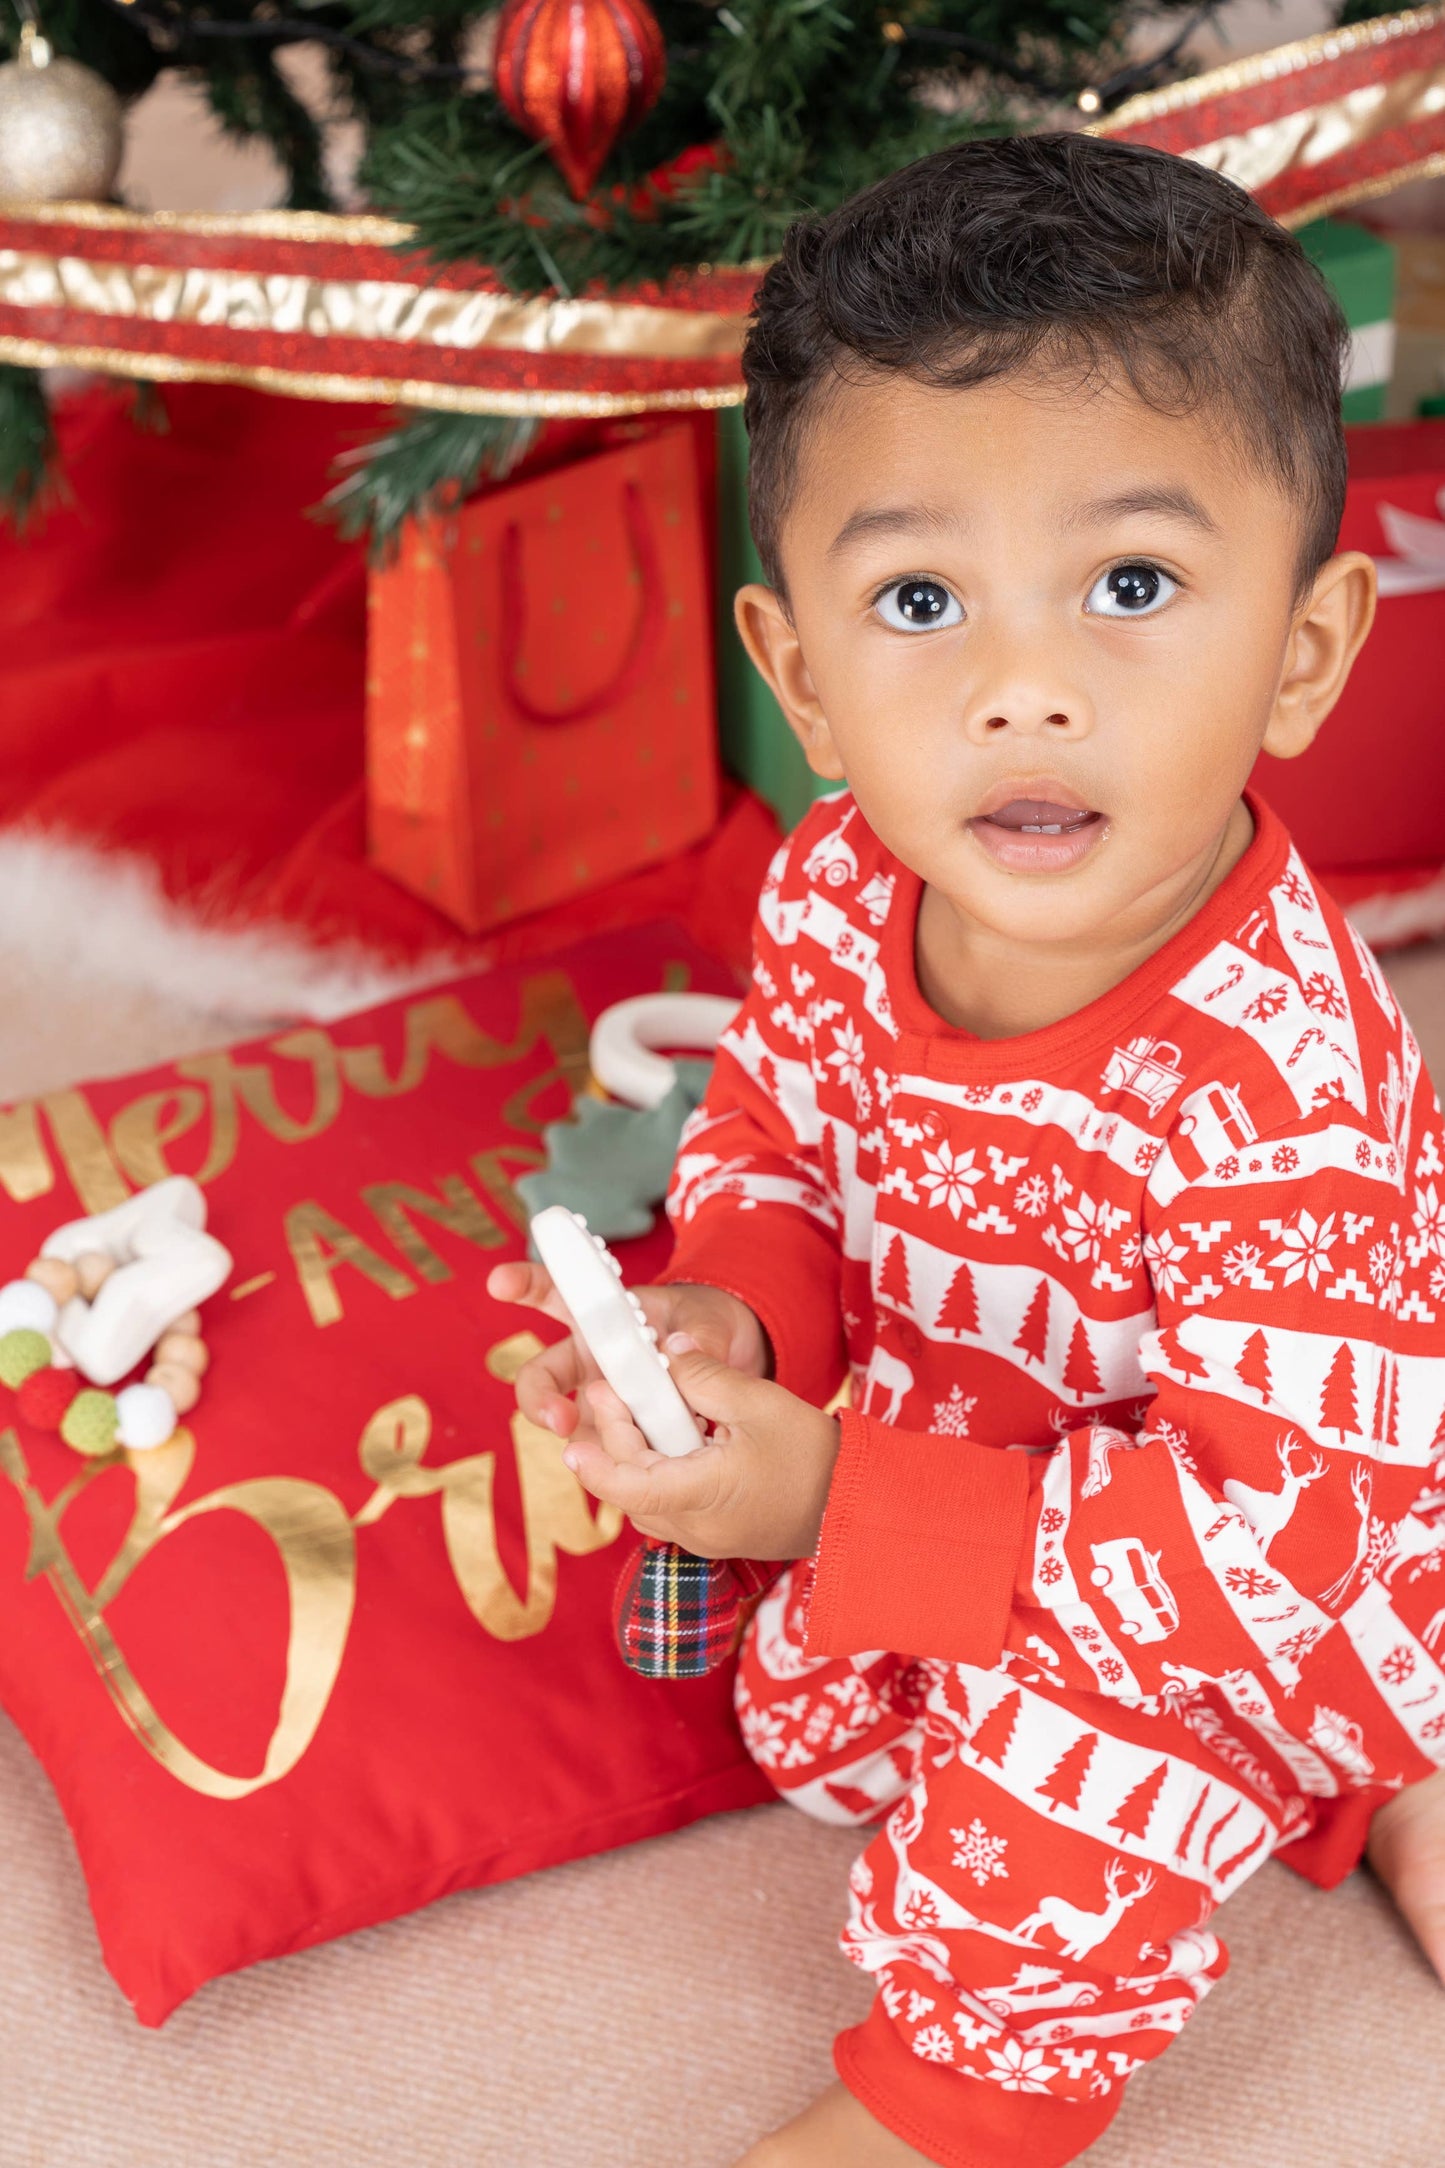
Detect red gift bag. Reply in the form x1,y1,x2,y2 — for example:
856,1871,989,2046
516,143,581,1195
1251,421,1445,937
367,419,720,934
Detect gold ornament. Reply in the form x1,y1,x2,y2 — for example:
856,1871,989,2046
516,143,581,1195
0,13,123,205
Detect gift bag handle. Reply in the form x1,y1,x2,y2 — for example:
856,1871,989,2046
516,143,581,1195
499,479,667,725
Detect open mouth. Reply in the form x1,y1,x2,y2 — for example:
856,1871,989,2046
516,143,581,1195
966,784,1107,873
978,799,1102,837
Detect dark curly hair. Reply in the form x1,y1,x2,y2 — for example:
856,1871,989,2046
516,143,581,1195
743,132,1348,599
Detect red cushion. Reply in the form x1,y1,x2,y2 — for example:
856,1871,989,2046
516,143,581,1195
0,923,768,2024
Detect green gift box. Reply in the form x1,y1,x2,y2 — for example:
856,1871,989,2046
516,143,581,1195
1297,218,1397,423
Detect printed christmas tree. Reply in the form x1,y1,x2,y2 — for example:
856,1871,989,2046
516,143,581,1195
971,1689,1021,1770
1035,1732,1097,1815
879,1234,912,1312
1321,1343,1359,1441
1107,1760,1169,1843
1064,1317,1103,1402
1158,1325,1208,1381
1235,1329,1273,1401
1014,1279,1051,1368
938,1261,980,1338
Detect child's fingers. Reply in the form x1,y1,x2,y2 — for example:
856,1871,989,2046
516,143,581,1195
485,1260,575,1328
662,1341,770,1428
585,1380,659,1468
514,1339,597,1434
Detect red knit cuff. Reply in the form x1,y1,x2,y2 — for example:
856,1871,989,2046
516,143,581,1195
805,1412,1030,1666
660,1210,846,1407
835,2004,1121,2168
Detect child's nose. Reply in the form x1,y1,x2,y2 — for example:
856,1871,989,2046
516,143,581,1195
955,624,1094,744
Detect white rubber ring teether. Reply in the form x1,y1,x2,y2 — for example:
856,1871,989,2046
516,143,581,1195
529,1206,702,1459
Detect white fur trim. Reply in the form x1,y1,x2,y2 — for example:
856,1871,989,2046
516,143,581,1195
1344,869,1445,952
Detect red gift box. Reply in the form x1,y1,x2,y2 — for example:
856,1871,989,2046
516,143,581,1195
367,418,721,934
1251,421,1445,943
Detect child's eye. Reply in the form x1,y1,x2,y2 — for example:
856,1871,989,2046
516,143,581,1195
1085,562,1178,617
873,578,964,633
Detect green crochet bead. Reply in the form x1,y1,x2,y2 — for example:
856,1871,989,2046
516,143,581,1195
0,1329,51,1388
60,1388,120,1458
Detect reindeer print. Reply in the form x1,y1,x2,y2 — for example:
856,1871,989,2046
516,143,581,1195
1013,1860,1157,1963
1222,1435,1326,1557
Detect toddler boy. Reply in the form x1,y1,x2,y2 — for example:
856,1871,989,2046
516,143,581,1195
493,134,1445,2166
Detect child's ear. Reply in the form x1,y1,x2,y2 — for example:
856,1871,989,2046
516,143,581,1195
1262,550,1377,761
733,584,847,782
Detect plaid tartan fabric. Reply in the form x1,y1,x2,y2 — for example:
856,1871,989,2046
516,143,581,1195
612,1539,784,1679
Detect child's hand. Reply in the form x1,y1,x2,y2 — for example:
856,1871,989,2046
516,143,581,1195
564,1339,840,1561
485,1262,769,1444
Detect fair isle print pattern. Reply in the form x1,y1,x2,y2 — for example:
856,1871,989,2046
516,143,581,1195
669,791,1445,2105
738,1570,1239,2111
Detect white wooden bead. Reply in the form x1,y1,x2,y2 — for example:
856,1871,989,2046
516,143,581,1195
154,1331,209,1376
26,1257,79,1306
146,1361,200,1415
0,1280,58,1335
115,1382,178,1452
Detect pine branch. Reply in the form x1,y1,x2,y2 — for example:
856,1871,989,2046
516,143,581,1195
0,367,60,532
320,409,540,556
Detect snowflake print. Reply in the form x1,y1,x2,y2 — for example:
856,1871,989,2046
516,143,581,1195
951,1818,1010,1887
1281,869,1313,909
849,1856,874,1898
901,1888,940,1930
1279,1626,1322,1665
1243,983,1290,1022
1225,1566,1281,1600
1380,1645,1417,1688
1135,1142,1162,1170
1099,1657,1125,1683
739,1706,789,1767
1022,1088,1044,1113
1268,1208,1337,1290
964,1084,991,1105
1119,1235,1142,1269
1057,1190,1128,1265
919,1141,981,1218
1015,1173,1050,1218
1422,1712,1445,1742
1143,1227,1191,1299
1312,1079,1348,1107
825,1019,869,1095
933,1384,978,1436
1041,1507,1066,1535
1302,973,1346,1019
1272,1145,1300,1173
1073,1623,1100,1643
983,2039,1059,2093
1432,1264,1445,1303
912,2024,955,2064
1222,1241,1267,1287
1414,1184,1445,1259
1215,1157,1240,1181
1039,1556,1064,1586
1369,1241,1399,1287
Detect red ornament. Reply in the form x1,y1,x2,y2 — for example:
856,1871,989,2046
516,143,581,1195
494,0,667,202
16,1365,81,1432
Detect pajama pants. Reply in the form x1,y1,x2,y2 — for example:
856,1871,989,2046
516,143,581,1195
735,1563,1421,2168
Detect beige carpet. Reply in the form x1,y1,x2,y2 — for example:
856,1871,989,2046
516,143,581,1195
2,862,1444,2168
